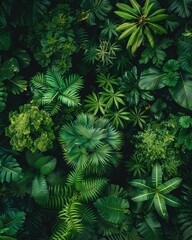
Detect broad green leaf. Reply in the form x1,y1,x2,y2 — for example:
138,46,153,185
132,189,155,202
169,73,192,110
8,76,27,95
158,177,182,194
169,0,192,18
0,210,25,236
0,28,11,51
152,162,162,189
154,193,168,220
161,193,181,207
0,58,19,81
129,179,151,190
138,212,163,240
94,195,129,224
139,68,165,90
0,154,22,183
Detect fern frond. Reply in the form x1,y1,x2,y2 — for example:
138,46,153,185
42,185,73,209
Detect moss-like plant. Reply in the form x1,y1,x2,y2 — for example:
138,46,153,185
59,113,122,174
5,104,55,152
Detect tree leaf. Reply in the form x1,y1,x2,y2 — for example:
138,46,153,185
139,68,165,90
0,154,22,183
0,210,25,236
94,195,129,223
152,162,162,189
137,212,163,240
158,177,182,194
154,193,168,220
0,28,11,51
169,72,192,110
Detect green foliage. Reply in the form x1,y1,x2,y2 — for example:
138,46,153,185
0,210,25,237
115,0,168,53
0,153,22,183
27,4,78,73
168,0,192,18
133,117,182,177
177,185,192,240
12,0,50,26
31,68,83,115
0,28,11,51
118,67,154,106
139,59,192,110
81,0,112,25
130,162,182,220
0,82,7,113
1,0,192,239
139,38,173,66
128,106,149,129
137,212,163,240
5,104,55,152
59,113,122,174
94,195,130,224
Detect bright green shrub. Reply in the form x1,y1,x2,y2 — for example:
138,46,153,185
130,117,182,177
5,104,55,152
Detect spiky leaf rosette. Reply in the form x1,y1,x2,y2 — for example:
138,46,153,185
59,113,122,174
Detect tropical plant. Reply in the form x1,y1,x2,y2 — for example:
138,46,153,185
177,184,192,240
0,210,25,238
100,19,118,40
31,67,83,115
0,152,22,183
130,162,182,220
139,38,173,66
59,113,122,174
115,0,168,53
128,106,149,129
81,0,112,25
132,117,182,177
168,0,192,18
105,107,130,128
118,67,154,106
5,104,55,152
26,3,78,73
